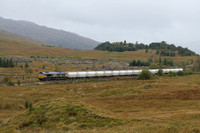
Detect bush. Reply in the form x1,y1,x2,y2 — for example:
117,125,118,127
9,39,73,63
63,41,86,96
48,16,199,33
25,63,29,68
177,71,184,76
168,71,177,77
177,70,193,76
17,80,21,86
7,80,15,86
25,101,29,109
137,69,153,80
157,69,163,76
184,70,193,75
150,63,158,69
29,102,33,112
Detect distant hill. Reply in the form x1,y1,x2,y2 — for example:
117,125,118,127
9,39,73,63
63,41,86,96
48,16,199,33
0,30,46,44
0,17,99,50
0,36,196,65
95,41,196,56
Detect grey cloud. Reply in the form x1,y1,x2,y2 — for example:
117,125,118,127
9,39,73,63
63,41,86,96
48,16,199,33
0,0,200,53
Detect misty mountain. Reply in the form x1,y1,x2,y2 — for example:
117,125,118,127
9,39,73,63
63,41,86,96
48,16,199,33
0,17,99,50
0,30,46,44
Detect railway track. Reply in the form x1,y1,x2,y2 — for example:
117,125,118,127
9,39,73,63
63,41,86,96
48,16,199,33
0,76,137,86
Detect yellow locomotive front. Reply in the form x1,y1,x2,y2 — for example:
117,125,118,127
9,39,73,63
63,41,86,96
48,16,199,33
39,72,68,81
39,72,47,81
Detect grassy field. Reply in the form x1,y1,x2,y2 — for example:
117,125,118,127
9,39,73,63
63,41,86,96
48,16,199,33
1,75,200,132
1,36,200,132
0,36,197,63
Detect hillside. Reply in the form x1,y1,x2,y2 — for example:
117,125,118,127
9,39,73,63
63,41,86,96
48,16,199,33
0,17,99,50
0,30,45,44
0,36,196,65
95,41,196,56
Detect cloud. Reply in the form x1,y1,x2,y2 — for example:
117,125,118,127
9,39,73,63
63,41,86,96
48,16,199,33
0,0,200,53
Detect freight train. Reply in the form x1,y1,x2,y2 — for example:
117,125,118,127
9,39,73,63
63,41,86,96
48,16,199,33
39,68,183,81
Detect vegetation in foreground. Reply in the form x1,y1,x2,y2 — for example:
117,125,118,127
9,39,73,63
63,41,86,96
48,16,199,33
1,74,200,132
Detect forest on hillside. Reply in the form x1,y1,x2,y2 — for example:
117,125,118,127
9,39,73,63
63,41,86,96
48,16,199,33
95,41,196,56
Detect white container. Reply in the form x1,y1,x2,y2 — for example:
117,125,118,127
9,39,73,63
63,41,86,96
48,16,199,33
104,71,112,76
126,70,134,75
87,71,96,77
150,69,159,74
112,71,120,76
119,70,127,76
96,71,104,77
67,72,78,78
77,72,87,77
133,70,141,75
178,68,183,71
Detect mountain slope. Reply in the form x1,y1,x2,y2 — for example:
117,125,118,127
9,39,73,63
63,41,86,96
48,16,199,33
0,30,46,44
0,36,195,65
0,17,99,50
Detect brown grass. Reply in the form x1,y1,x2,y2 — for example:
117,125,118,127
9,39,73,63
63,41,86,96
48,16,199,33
1,36,200,132
0,36,196,63
1,75,200,132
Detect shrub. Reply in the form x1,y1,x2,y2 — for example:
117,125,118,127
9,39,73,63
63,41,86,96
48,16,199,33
25,63,29,68
168,71,177,77
157,69,163,76
7,80,15,86
184,70,193,75
17,80,21,86
25,101,29,109
177,71,184,76
177,70,193,76
29,102,33,112
137,69,153,80
150,63,159,69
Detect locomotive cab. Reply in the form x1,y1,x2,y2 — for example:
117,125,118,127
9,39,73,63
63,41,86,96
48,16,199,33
39,72,46,81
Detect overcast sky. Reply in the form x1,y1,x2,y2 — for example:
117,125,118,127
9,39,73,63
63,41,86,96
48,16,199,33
0,0,200,53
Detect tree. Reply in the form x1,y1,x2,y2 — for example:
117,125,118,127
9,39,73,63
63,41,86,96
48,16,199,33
29,102,33,111
25,101,29,109
0,58,15,68
157,69,163,76
137,60,141,66
17,80,21,86
25,62,29,68
137,69,153,80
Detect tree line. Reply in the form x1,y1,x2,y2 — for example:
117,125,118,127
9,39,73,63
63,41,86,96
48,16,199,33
0,58,15,68
94,41,137,52
95,41,196,56
129,60,150,67
129,58,174,67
